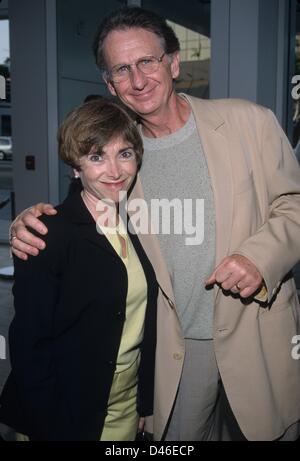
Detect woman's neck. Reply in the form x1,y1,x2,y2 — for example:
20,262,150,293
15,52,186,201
81,190,118,227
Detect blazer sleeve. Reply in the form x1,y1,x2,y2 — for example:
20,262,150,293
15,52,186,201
235,109,300,303
9,216,68,439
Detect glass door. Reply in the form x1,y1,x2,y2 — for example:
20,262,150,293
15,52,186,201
289,0,300,293
0,17,13,245
292,0,300,162
142,0,211,98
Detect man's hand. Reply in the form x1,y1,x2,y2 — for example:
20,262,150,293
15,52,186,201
10,203,57,260
206,254,263,298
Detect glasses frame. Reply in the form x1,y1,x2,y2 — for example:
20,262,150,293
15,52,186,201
106,52,166,83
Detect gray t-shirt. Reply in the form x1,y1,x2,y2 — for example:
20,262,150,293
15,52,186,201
140,113,216,339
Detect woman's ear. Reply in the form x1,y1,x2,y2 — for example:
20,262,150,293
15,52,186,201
73,169,80,179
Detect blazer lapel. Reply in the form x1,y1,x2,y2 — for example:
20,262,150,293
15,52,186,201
181,95,234,296
79,224,121,259
60,191,120,260
128,176,176,305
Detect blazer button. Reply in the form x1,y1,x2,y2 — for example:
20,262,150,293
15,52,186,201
173,353,183,360
117,311,125,319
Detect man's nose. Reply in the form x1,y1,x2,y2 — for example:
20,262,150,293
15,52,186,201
129,66,147,90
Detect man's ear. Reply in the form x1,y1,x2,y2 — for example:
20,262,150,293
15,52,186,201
102,72,117,97
170,51,180,80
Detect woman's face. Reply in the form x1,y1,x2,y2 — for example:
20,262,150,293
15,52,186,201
76,135,138,203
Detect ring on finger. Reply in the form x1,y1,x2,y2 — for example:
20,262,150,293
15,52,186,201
9,235,17,245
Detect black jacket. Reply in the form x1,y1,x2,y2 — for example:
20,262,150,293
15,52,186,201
0,191,157,441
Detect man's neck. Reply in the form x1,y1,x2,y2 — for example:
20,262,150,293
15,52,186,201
140,93,191,138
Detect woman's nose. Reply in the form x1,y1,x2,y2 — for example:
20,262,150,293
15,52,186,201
106,159,121,178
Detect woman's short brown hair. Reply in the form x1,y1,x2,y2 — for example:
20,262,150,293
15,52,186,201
58,98,143,170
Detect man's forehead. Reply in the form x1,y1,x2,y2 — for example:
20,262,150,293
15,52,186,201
103,28,163,63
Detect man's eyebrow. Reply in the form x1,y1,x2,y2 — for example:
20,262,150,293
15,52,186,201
113,55,155,67
113,61,130,68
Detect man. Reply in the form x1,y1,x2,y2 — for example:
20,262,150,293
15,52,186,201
10,7,300,441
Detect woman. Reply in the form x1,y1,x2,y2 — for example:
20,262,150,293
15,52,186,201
0,99,157,441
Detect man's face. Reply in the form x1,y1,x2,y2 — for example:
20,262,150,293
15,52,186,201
102,28,180,118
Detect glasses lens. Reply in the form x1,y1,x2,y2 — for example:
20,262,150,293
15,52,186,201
111,65,129,82
137,57,159,74
109,55,163,82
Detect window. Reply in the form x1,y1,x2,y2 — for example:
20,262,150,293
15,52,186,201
0,19,10,103
0,17,13,239
292,1,300,164
142,0,211,98
1,115,10,136
289,0,300,293
168,20,210,98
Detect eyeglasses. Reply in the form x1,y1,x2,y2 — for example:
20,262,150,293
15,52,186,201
106,52,166,83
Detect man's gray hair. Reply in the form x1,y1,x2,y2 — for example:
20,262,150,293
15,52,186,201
92,6,180,71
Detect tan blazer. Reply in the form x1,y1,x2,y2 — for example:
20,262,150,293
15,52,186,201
129,95,300,441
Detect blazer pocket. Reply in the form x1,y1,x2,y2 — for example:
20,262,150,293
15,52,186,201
259,301,291,318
